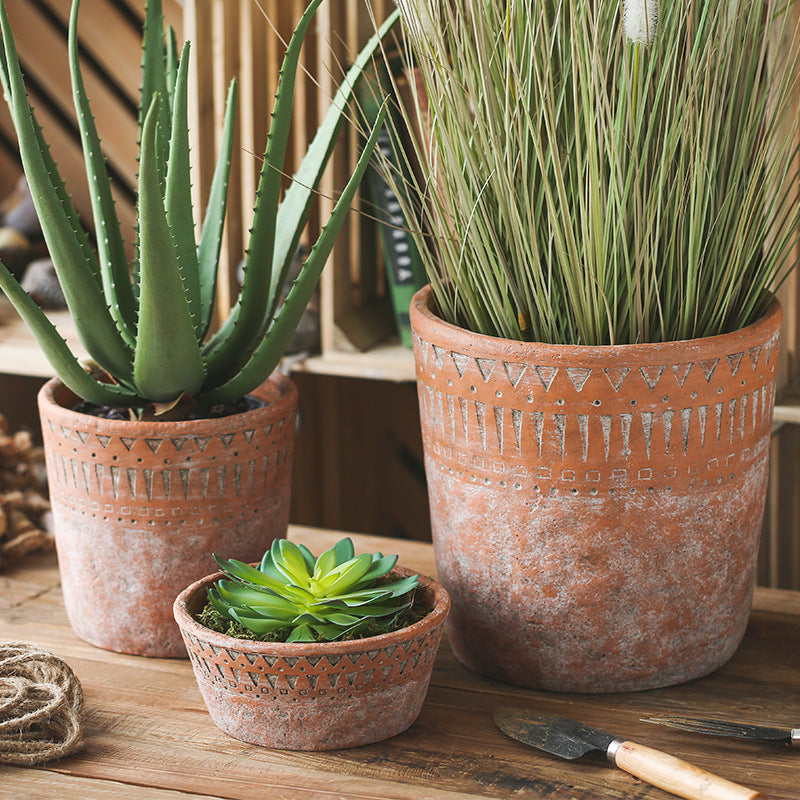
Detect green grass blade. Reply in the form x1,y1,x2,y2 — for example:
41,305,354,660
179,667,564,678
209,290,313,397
269,8,401,319
202,0,325,382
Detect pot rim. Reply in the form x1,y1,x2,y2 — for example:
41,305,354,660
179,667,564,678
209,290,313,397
173,564,451,656
37,372,297,432
410,285,782,363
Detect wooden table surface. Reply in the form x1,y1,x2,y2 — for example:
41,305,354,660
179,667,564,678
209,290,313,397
1,526,798,799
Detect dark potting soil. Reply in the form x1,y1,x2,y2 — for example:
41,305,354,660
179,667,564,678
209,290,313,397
73,394,265,422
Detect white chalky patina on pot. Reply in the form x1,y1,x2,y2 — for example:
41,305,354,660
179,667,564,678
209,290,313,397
410,285,781,693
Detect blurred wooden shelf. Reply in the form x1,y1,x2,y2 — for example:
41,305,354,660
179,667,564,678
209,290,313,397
0,297,84,379
293,340,416,382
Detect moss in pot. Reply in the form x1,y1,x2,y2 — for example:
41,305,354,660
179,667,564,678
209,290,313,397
174,537,451,750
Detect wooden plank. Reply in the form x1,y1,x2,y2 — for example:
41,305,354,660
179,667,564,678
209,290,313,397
0,298,85,379
0,87,136,259
1,532,799,800
185,0,216,245
43,0,146,107
5,0,139,185
0,771,221,800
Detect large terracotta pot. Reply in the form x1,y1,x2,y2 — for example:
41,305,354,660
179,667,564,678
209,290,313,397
173,566,450,750
38,373,297,658
410,285,782,693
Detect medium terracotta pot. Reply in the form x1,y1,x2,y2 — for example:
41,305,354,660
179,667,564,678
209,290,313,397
38,373,297,658
410,285,782,693
173,567,450,750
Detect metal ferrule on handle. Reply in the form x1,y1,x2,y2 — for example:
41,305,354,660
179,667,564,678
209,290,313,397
792,729,800,747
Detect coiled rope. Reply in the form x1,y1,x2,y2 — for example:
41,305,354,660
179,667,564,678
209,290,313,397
0,642,83,765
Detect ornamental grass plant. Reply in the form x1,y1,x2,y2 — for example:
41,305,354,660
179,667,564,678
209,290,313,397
387,0,800,345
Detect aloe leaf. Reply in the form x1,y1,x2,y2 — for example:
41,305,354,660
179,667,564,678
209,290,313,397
204,8,400,364
0,1,134,383
198,102,389,405
0,260,140,406
133,95,205,402
139,0,171,165
68,0,136,347
197,79,237,338
165,41,201,330
201,0,325,382
268,8,401,319
165,25,179,104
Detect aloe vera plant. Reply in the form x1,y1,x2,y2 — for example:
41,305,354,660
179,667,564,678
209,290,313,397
0,0,397,413
209,538,419,642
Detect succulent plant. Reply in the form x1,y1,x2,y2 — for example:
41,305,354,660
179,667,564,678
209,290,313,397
209,538,420,642
0,0,397,414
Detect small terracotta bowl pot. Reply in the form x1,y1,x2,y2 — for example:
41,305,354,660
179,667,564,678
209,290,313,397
173,566,450,750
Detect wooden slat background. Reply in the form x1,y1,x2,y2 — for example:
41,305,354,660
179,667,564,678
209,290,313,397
1,0,798,585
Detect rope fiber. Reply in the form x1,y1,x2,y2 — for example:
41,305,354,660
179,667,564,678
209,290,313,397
0,641,83,765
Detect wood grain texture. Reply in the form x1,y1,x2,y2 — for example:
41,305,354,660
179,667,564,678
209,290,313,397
1,528,799,800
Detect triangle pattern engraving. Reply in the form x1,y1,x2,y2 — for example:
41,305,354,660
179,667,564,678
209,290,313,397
639,365,665,390
144,438,162,453
194,436,211,451
243,429,256,443
417,338,430,367
726,352,744,376
503,362,527,388
603,367,630,392
120,437,136,451
476,358,496,381
451,352,471,378
535,366,558,391
432,345,446,369
748,346,762,369
76,430,90,444
220,433,236,448
672,363,692,388
566,367,591,392
96,434,111,449
171,437,188,451
700,359,719,381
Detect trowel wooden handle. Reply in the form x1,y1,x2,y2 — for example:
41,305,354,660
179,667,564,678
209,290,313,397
611,740,762,800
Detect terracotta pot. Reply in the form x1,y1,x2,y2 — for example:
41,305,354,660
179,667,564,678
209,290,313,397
173,567,450,750
38,373,297,658
410,285,782,693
